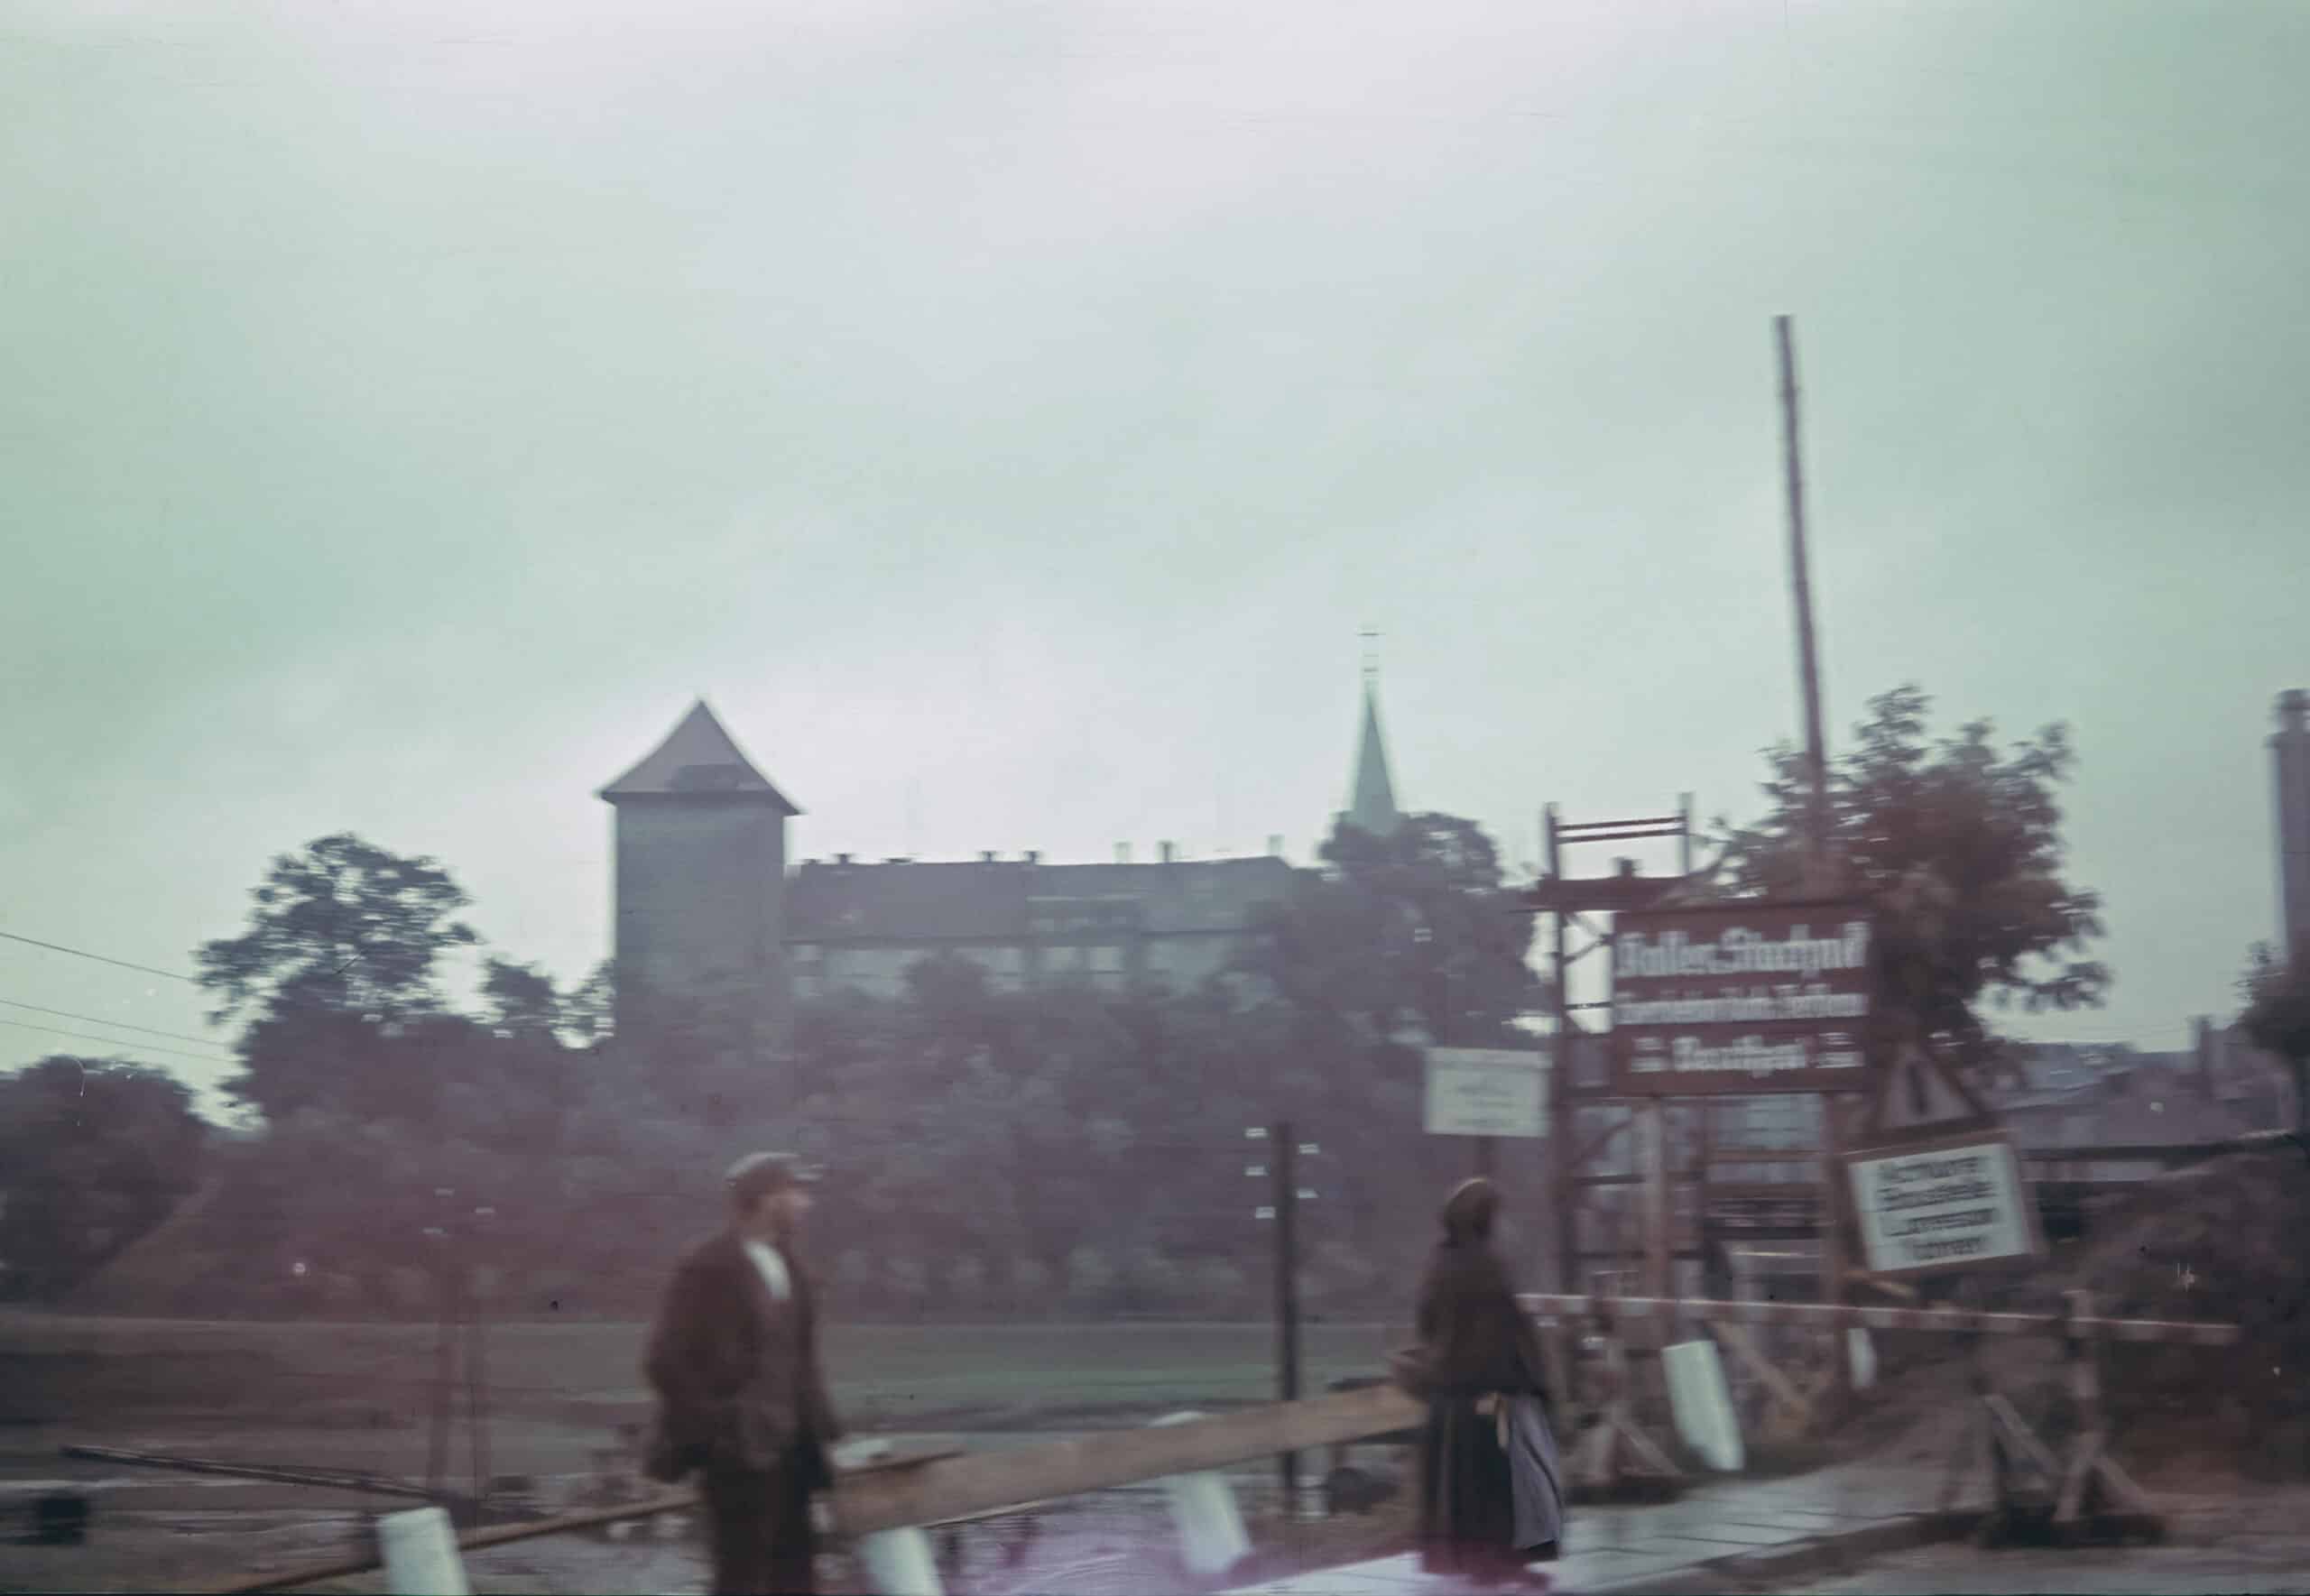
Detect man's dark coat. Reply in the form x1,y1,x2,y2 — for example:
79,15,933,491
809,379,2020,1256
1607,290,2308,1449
642,1231,841,1486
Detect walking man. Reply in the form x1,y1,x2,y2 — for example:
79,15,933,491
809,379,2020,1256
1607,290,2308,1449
644,1152,843,1595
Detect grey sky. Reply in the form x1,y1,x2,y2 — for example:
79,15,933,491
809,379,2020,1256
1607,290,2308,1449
4,0,2304,1113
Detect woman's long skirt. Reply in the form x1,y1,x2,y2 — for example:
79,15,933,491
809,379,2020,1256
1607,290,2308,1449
1415,1395,1562,1578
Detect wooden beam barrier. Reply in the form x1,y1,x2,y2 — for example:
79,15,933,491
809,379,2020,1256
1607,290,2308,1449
833,1384,1422,1536
1702,1315,1816,1433
1519,1294,2241,1348
173,1387,1428,1595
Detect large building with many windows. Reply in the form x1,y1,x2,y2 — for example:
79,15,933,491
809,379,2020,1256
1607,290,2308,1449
599,676,1404,1038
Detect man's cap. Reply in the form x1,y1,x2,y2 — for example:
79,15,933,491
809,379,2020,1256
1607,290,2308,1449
725,1151,820,1207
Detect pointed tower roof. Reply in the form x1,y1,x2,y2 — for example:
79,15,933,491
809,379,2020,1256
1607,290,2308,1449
1346,682,1402,836
598,700,800,811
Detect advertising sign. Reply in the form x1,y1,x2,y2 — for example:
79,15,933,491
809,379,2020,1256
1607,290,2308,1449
1611,900,1875,1095
1424,1047,1548,1139
1843,1130,2042,1278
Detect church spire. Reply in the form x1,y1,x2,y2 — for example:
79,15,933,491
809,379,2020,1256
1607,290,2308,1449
1346,631,1402,836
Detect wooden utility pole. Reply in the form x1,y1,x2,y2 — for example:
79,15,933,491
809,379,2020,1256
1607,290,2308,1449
1779,314,1852,1406
1776,315,1834,900
1271,1121,1302,1505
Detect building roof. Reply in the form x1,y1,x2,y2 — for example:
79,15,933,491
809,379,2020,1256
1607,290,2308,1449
786,853,1295,944
597,700,800,810
1345,684,1401,836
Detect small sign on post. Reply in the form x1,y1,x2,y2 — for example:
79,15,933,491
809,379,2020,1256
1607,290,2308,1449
1424,1048,1549,1139
1843,1130,2043,1278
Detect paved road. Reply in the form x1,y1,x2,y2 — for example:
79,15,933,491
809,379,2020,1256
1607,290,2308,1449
1791,1536,2310,1594
1788,1479,2310,1596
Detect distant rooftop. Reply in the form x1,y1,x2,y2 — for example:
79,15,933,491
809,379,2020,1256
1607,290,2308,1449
788,853,1294,942
598,700,800,811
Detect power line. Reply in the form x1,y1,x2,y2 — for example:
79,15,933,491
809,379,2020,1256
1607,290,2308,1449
0,930,200,985
0,1018,234,1066
0,997,231,1053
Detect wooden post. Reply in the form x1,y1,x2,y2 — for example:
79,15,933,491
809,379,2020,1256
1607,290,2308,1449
465,1217,491,1520
2054,1289,2102,1527
1148,1413,1252,1576
1640,1101,1671,1301
1817,1095,1852,1413
424,1197,457,1503
1272,1121,1301,1506
378,1507,470,1596
855,1527,945,1596
1546,807,1576,1296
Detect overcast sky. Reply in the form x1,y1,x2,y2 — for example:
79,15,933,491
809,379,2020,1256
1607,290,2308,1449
5,0,2305,1116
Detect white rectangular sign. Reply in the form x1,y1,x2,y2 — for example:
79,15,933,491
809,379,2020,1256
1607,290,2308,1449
1424,1048,1548,1139
1845,1136,2039,1277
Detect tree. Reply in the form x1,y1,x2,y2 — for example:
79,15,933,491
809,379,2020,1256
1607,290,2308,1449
1246,811,1543,1045
0,1057,207,1300
196,834,480,1121
197,833,479,1023
2237,944,2310,1134
1714,685,2108,1075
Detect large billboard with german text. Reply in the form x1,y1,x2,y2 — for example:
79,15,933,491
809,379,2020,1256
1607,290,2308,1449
1611,900,1875,1095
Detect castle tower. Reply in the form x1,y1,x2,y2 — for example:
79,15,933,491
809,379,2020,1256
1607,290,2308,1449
2275,687,2310,969
598,701,799,1047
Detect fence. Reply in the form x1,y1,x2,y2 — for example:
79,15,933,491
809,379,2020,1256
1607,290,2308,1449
1521,1290,2241,1542
171,1287,2248,1593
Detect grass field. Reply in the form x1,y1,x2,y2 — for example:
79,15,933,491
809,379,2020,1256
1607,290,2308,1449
3,1311,1409,1438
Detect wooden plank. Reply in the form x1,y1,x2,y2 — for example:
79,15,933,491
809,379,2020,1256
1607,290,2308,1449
2054,1430,2102,1524
60,1444,435,1501
833,1384,1424,1537
1519,1294,2241,1346
1843,1269,1921,1303
1935,1403,1978,1513
1567,1112,1633,1174
2091,1449,2158,1516
1982,1394,2063,1481
1704,1315,1815,1430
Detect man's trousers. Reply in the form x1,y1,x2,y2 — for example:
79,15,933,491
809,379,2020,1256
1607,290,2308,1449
700,1454,817,1595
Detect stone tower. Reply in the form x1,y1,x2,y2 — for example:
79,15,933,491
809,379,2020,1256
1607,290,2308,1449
2275,687,2310,969
598,701,799,1048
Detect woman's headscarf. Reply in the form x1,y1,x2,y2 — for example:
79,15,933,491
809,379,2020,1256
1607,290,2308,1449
1440,1176,1501,1245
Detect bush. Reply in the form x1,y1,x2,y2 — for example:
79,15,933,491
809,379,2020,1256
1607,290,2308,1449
1065,1245,1118,1312
2065,1149,2310,1470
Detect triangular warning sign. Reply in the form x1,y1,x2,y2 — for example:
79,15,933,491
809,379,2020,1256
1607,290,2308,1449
1863,1043,1999,1142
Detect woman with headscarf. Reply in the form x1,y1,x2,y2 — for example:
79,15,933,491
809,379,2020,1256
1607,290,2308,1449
1407,1176,1563,1585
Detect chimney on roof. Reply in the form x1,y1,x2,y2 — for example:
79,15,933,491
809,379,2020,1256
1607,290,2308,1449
1024,850,1040,864
1267,834,1284,858
1116,843,1132,864
835,853,853,865
981,850,997,863
1160,841,1177,864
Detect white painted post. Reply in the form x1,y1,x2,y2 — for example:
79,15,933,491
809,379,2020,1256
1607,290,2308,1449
1848,1327,1879,1391
377,1506,470,1596
1661,1340,1744,1472
855,1527,945,1596
1150,1411,1252,1575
